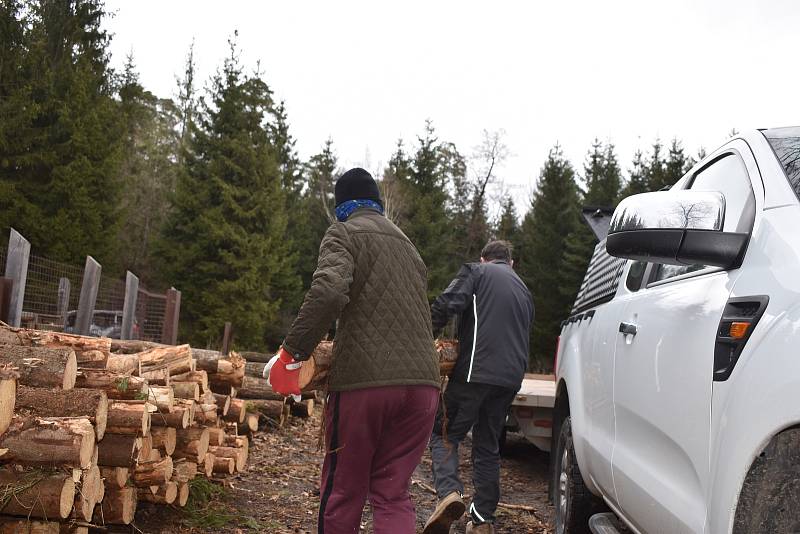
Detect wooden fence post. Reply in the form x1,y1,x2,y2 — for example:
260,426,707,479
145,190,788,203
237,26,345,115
4,228,30,327
75,256,101,336
0,278,12,324
161,288,181,345
57,277,71,329
121,271,139,340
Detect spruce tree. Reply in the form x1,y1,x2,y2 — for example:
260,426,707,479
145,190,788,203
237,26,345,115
621,149,649,198
517,145,581,370
644,140,670,191
0,0,123,266
495,195,519,243
157,38,297,349
664,138,691,187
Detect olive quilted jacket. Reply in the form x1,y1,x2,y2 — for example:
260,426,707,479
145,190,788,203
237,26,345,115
283,209,440,391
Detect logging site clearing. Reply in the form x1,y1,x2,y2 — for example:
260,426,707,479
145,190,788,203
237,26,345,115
136,403,555,534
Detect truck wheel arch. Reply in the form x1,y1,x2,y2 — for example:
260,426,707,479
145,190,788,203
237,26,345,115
550,379,571,502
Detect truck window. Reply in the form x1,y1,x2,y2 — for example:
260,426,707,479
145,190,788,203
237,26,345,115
572,241,626,312
651,154,755,283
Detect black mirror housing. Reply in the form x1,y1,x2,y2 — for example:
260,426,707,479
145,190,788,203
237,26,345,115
606,229,748,269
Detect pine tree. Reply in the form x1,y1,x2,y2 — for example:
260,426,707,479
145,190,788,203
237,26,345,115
621,149,649,198
517,145,581,370
495,195,519,243
157,37,297,349
0,0,123,267
664,138,690,187
644,139,670,191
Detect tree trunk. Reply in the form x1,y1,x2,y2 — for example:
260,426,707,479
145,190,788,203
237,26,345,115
172,460,197,483
74,370,148,400
213,393,230,416
171,370,208,393
110,339,162,354
97,434,140,467
193,403,217,426
207,427,225,446
100,466,129,489
224,399,246,423
176,481,190,507
212,455,234,474
16,385,108,440
0,416,95,468
138,481,178,504
96,485,136,524
171,381,199,401
244,361,266,379
133,456,173,487
0,345,77,389
0,367,17,436
150,399,192,429
146,386,174,412
105,353,139,374
174,427,209,461
106,402,150,436
245,399,284,420
208,445,247,472
239,350,272,363
0,470,75,519
149,427,176,455
137,344,192,376
0,325,111,360
200,452,214,477
236,375,280,400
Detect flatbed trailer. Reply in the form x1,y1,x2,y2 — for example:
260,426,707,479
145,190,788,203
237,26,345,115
506,373,556,452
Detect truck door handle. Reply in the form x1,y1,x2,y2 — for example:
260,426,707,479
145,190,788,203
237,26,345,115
619,322,638,336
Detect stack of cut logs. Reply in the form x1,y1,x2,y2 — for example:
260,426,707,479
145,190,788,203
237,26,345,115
0,324,259,533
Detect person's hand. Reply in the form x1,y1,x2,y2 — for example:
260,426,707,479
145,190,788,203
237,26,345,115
265,347,302,396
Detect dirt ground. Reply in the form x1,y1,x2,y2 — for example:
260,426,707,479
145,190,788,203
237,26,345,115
136,406,554,533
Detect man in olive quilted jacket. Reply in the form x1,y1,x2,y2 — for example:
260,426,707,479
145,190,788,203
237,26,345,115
269,168,441,534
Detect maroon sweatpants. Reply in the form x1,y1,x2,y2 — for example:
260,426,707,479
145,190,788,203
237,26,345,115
317,384,439,534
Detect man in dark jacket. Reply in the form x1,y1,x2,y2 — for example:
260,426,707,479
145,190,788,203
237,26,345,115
267,168,441,534
423,240,534,534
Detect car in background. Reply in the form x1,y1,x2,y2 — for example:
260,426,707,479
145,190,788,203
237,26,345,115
552,127,800,533
64,309,139,339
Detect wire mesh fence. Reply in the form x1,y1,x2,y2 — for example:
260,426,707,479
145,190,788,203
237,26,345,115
21,254,84,331
136,287,167,342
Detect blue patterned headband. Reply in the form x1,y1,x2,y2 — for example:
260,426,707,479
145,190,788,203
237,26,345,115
335,199,384,222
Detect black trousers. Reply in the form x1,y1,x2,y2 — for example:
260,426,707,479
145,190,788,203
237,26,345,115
429,380,517,524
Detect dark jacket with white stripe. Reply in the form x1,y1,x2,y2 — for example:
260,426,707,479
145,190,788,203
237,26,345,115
431,260,534,390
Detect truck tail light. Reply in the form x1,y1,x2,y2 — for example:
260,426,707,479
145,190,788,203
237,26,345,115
714,296,769,381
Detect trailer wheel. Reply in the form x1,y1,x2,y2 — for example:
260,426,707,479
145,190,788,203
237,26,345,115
553,417,602,534
733,427,800,534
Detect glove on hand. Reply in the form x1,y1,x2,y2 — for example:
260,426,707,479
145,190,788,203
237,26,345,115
265,347,302,397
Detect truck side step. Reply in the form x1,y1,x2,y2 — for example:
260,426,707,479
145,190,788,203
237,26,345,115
589,513,626,534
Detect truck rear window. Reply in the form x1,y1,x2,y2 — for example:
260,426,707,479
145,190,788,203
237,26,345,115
763,127,800,197
572,241,626,313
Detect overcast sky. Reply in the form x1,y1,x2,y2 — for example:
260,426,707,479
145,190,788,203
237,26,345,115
104,0,800,216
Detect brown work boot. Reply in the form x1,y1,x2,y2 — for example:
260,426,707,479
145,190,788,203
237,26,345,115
465,521,496,534
422,491,466,534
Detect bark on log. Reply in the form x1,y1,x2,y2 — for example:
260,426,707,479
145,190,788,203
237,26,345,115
105,353,139,374
110,339,162,354
213,393,230,416
0,325,111,360
0,470,76,519
16,386,108,440
174,427,209,461
133,456,173,487
245,399,284,419
207,427,225,446
97,433,139,468
73,464,101,521
0,518,60,533
290,399,315,418
200,452,214,477
176,481,190,507
224,398,246,424
138,481,177,504
239,350,273,363
0,345,77,389
95,485,136,525
193,403,217,425
244,361,266,379
136,435,153,463
149,427,176,456
0,368,17,436
137,345,192,376
106,402,149,437
0,416,95,468
172,461,197,484
149,399,191,429
171,381,199,401
74,370,148,401
99,467,129,489
212,456,234,474
208,445,247,472
171,370,208,393
146,386,174,412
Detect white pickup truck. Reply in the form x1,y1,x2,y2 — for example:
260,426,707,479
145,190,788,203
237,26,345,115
552,127,800,534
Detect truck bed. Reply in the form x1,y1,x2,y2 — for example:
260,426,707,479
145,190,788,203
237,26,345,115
513,373,556,408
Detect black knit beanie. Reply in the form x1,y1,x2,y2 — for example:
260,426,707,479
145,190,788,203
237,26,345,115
334,168,382,207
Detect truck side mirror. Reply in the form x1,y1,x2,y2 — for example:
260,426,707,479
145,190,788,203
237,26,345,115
606,190,748,269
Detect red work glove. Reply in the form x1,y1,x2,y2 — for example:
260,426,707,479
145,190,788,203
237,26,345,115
265,347,302,396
